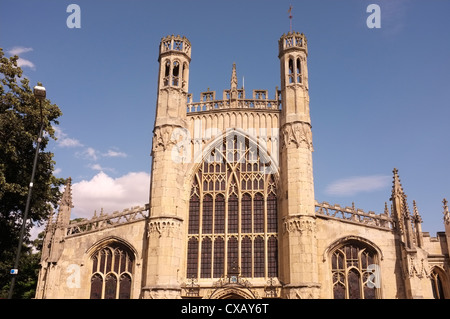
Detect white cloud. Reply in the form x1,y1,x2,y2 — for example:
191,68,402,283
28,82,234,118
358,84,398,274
8,46,33,55
103,149,127,158
88,163,115,173
325,175,390,197
17,58,36,70
7,47,35,70
77,147,99,161
54,127,83,148
71,171,150,219
88,163,104,171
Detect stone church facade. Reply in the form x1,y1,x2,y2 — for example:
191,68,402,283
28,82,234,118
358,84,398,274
35,32,450,299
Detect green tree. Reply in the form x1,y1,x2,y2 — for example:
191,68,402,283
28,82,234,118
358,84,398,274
0,48,65,298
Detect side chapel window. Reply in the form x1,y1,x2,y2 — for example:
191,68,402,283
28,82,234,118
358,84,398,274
331,241,380,299
90,243,134,299
430,268,447,299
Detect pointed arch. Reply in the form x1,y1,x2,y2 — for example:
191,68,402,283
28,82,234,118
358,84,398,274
430,266,450,299
86,236,138,260
185,129,279,280
88,238,136,299
326,236,382,299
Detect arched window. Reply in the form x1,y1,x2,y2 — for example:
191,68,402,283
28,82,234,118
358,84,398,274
288,58,294,84
90,242,134,299
186,134,278,279
163,60,171,86
330,241,380,299
182,62,189,89
172,61,180,86
296,58,302,83
430,267,448,299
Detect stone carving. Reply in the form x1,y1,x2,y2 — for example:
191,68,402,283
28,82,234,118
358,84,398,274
315,201,393,230
152,124,190,160
147,217,182,238
443,198,450,225
406,255,431,279
280,121,313,151
141,288,181,299
283,215,316,234
152,125,176,152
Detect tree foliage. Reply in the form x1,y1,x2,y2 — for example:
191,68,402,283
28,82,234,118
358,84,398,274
0,48,65,298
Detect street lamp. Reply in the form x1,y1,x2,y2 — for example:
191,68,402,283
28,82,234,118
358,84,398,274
8,84,46,299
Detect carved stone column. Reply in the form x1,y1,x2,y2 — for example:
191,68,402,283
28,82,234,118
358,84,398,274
142,216,184,299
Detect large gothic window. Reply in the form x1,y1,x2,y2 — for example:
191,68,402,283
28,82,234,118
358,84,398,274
330,241,380,299
90,243,134,299
187,134,278,279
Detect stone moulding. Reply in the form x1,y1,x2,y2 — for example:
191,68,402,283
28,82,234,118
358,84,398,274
65,205,149,238
283,215,316,235
186,97,280,113
315,201,393,231
147,216,183,238
280,121,313,151
152,124,185,152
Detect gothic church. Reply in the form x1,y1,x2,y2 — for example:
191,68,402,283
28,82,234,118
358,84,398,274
36,31,450,299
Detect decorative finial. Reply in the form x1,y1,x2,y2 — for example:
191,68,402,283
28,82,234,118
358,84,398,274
402,193,411,219
391,168,405,199
231,63,238,90
412,200,423,224
443,198,450,225
384,202,389,215
60,177,73,208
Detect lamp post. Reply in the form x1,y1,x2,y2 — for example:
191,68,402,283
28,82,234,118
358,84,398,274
8,84,46,299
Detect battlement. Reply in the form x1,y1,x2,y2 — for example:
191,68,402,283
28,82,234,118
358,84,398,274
315,201,394,230
278,31,307,56
159,34,191,58
186,88,281,113
65,205,149,238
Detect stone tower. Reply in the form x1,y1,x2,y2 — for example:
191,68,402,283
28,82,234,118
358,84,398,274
142,35,191,298
277,32,320,298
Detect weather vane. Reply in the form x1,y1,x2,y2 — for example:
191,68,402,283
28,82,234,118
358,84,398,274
288,5,293,32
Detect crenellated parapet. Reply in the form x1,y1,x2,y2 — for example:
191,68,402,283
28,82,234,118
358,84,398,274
278,31,308,57
65,205,149,237
315,201,394,230
159,34,191,59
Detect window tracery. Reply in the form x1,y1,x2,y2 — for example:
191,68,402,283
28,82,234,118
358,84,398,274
186,134,278,279
90,243,134,299
330,242,379,299
430,268,447,299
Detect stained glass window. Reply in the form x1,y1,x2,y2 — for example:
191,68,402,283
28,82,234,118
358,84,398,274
186,134,278,279
90,243,134,299
330,242,379,299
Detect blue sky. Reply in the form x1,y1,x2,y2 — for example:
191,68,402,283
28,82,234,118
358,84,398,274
1,0,449,236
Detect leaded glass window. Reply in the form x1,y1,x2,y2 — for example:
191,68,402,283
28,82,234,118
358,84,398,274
90,243,134,299
330,242,379,299
186,134,278,279
430,268,447,299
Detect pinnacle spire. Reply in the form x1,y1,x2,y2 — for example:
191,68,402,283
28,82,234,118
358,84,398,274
231,63,238,90
384,202,389,215
443,198,450,225
55,177,74,226
60,177,74,208
391,168,405,200
412,200,423,224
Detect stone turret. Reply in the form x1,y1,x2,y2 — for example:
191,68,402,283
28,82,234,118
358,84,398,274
143,35,192,299
278,31,319,299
